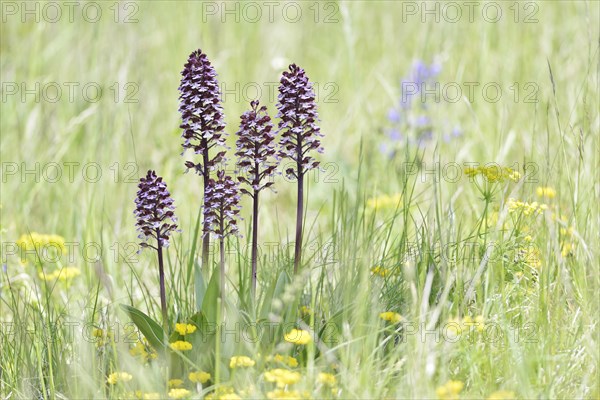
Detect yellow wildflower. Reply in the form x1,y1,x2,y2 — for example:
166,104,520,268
436,379,464,399
299,306,312,317
129,338,157,362
92,328,114,347
266,389,305,399
170,340,193,351
517,246,542,269
464,165,520,183
268,354,299,368
220,394,242,400
106,371,133,385
168,379,184,388
205,387,240,400
487,390,516,400
536,186,556,199
168,388,191,399
131,391,161,400
38,266,81,282
371,266,391,277
317,372,337,387
560,226,574,236
366,193,402,210
284,329,312,345
264,368,302,388
16,233,66,261
507,198,547,216
474,315,485,332
175,323,197,335
189,370,211,384
379,311,402,324
229,355,255,368
56,266,81,281
561,242,575,257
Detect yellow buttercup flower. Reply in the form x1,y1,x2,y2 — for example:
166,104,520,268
106,371,133,385
139,392,161,400
284,329,312,345
129,391,161,400
474,315,485,332
168,388,191,399
268,354,299,368
189,370,211,384
219,394,242,400
229,355,255,368
129,338,157,362
487,390,516,400
436,380,464,399
264,368,302,388
317,372,337,387
38,266,81,282
16,233,66,262
536,186,556,199
561,242,575,257
168,379,184,388
175,323,197,335
206,386,240,400
170,340,192,351
379,311,402,324
266,389,305,399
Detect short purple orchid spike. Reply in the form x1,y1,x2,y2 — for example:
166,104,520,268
236,100,278,193
134,170,178,250
134,170,178,332
235,100,278,296
203,170,241,239
276,64,323,273
203,170,242,296
178,48,228,271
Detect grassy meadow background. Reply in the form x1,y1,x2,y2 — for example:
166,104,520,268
1,1,599,399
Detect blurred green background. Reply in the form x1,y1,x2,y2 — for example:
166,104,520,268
2,1,597,242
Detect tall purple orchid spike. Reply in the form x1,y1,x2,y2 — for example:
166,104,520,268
134,170,178,331
276,64,323,273
203,170,242,296
178,48,227,272
235,100,278,297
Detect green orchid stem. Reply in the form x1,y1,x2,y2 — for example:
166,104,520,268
294,168,304,274
215,297,222,386
219,227,225,299
156,229,169,334
201,150,211,275
251,188,259,298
